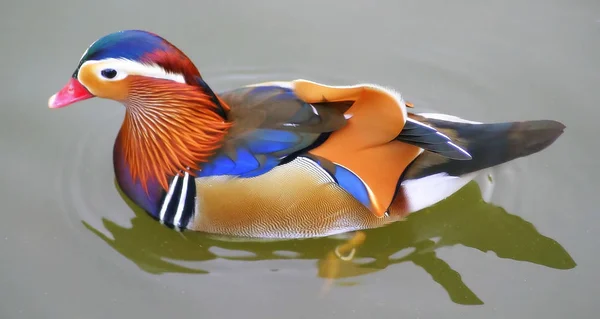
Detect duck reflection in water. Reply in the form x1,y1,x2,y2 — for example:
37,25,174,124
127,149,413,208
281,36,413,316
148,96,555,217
83,177,575,306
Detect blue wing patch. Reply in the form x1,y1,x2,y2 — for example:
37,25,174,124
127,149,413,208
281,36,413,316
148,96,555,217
197,129,317,179
196,84,345,180
198,153,236,176
300,155,372,210
244,129,301,154
330,164,371,209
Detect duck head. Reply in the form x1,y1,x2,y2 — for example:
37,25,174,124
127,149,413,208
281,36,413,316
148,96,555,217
48,29,209,108
48,30,231,191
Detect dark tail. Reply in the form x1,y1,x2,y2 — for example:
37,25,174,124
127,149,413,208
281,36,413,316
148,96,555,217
401,114,566,181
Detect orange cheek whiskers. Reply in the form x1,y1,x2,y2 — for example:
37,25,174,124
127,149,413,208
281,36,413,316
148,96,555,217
118,78,231,192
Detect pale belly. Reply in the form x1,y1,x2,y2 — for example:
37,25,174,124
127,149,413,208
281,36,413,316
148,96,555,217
186,157,402,239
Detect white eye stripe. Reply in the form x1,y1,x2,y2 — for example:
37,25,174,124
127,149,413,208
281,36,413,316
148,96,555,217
80,58,186,83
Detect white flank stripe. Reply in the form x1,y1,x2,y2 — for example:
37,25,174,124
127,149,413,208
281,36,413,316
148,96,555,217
173,172,190,228
159,175,180,222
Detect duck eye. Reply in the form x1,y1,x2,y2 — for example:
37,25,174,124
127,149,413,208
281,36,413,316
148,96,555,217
101,68,117,79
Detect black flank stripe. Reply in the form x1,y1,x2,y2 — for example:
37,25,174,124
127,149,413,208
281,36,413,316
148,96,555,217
178,175,196,230
162,175,184,228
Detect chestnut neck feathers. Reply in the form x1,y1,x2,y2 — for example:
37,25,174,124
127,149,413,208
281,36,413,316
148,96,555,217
67,30,234,192
117,76,231,193
78,31,233,191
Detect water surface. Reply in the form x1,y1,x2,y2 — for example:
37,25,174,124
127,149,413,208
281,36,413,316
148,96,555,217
1,0,598,318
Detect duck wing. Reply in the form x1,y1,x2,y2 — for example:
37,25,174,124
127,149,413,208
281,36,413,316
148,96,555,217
396,117,472,160
402,113,565,181
198,84,347,178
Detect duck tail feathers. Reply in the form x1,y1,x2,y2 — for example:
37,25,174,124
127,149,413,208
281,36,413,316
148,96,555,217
401,113,565,181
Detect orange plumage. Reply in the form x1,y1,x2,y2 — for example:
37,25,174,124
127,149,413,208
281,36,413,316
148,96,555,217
119,76,231,192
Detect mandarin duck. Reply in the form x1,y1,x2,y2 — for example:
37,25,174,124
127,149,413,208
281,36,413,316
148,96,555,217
48,30,565,243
